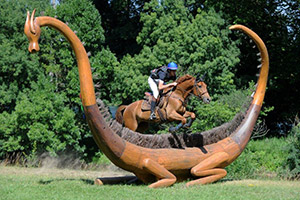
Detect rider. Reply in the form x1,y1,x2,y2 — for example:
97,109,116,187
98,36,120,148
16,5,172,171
148,62,178,120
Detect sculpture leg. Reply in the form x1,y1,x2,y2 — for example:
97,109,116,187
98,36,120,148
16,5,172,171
142,158,176,188
187,168,227,186
186,152,229,187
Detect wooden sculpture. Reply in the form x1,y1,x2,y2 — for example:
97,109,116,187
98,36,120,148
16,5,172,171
24,10,268,188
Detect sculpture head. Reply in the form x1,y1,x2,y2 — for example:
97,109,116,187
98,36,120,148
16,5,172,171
24,9,41,53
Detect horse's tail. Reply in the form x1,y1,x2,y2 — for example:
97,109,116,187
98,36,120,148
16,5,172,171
115,105,127,124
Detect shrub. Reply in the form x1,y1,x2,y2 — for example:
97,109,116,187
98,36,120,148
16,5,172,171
282,121,300,179
226,137,289,179
189,87,250,132
0,77,83,159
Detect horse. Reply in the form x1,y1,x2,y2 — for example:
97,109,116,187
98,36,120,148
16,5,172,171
116,74,211,133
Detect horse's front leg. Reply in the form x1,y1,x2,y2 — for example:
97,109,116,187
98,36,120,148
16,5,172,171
167,111,187,133
182,111,196,128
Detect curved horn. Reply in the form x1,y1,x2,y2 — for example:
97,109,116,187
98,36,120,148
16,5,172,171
30,9,36,34
25,11,30,33
26,11,30,25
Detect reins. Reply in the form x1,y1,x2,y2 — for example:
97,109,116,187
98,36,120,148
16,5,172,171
174,79,206,100
162,77,208,109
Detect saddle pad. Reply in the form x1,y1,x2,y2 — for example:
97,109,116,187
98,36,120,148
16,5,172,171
141,100,151,111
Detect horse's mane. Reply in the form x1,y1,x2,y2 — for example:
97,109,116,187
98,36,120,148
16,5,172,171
176,74,194,84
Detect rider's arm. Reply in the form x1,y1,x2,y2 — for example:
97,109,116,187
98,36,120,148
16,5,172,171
158,81,177,90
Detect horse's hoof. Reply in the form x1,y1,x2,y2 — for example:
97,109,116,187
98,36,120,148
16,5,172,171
183,124,189,129
169,127,176,133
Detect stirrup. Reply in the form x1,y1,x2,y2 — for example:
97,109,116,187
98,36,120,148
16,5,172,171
149,112,156,120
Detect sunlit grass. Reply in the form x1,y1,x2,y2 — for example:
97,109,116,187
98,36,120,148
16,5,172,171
0,166,299,200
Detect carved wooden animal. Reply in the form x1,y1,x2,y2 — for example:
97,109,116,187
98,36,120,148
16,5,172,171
24,10,268,188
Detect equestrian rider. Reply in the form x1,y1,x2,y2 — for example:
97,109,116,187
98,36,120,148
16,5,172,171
148,62,178,120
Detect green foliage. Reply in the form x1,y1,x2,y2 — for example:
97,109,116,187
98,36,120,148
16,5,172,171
191,101,239,132
91,0,146,57
226,137,289,179
91,151,112,165
186,85,250,132
201,0,300,134
0,0,48,112
91,48,119,104
0,77,83,158
282,122,300,179
113,0,240,104
0,0,117,159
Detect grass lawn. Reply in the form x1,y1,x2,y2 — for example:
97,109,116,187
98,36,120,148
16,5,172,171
0,165,299,200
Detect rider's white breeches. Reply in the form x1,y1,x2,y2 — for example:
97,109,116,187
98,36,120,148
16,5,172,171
148,77,159,99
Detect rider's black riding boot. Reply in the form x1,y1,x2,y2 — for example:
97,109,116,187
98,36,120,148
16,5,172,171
149,100,157,120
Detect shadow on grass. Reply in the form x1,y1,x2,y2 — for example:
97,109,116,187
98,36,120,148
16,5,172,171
38,176,235,187
39,178,94,185
38,175,144,186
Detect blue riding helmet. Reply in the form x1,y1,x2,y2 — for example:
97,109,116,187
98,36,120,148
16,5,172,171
167,62,178,70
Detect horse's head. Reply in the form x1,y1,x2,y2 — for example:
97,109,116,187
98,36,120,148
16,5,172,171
193,74,211,104
24,9,41,53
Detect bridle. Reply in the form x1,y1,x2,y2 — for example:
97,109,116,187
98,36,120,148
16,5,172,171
193,80,208,99
173,79,208,100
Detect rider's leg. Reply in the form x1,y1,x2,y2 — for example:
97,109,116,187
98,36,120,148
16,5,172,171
148,77,159,120
150,97,157,120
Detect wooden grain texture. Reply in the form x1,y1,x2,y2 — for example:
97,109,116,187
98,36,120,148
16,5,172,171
25,10,269,188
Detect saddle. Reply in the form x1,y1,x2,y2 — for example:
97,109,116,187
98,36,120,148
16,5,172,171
141,90,172,121
141,85,175,110
141,92,166,111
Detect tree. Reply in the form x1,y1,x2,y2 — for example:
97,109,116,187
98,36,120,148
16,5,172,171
112,0,240,106
0,0,118,159
194,0,300,135
283,120,300,179
0,0,48,114
0,76,83,158
92,0,151,58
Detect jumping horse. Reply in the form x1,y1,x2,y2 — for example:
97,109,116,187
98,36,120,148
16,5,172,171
116,74,211,132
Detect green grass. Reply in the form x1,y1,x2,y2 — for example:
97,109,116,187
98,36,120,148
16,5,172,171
0,166,299,200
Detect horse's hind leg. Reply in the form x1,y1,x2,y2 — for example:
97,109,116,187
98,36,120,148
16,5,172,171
123,110,138,131
124,118,138,131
